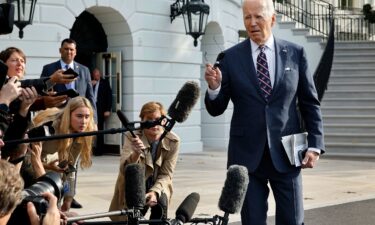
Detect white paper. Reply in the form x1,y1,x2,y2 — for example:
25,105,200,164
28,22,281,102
281,132,308,167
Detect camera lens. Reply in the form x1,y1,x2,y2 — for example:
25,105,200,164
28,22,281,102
19,79,47,95
7,172,63,225
22,171,63,200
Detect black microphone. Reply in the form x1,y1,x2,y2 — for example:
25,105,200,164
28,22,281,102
158,81,200,141
168,81,200,124
213,52,225,69
172,192,200,225
218,165,249,225
139,118,164,129
117,109,164,132
116,110,136,138
125,163,145,211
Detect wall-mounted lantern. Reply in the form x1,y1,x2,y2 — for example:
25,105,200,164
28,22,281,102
7,0,37,38
170,0,210,47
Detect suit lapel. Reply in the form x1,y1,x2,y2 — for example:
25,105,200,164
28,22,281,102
271,38,288,100
55,60,62,70
238,40,265,102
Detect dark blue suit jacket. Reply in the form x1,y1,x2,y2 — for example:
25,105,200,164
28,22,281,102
40,60,98,122
205,37,325,173
95,78,112,119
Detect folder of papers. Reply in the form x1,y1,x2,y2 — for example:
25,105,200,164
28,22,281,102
281,132,308,167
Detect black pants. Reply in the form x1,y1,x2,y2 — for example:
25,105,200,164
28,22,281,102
141,192,168,220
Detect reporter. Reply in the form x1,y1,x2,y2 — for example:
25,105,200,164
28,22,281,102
27,192,60,225
0,47,77,110
0,47,77,163
32,96,95,212
0,160,24,225
109,102,180,221
0,76,22,108
0,47,38,116
20,141,47,188
0,77,21,138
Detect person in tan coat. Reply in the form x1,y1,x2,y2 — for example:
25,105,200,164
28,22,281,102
109,101,180,221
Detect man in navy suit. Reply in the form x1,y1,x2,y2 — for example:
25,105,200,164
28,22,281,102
40,38,97,123
204,0,325,224
91,68,112,156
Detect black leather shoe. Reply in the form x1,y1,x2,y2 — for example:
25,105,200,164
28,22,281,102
71,198,82,208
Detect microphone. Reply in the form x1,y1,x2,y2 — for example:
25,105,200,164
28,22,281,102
218,165,249,225
157,81,200,141
125,163,146,211
139,117,165,129
172,192,200,225
116,110,136,138
213,52,225,69
66,164,148,224
167,81,200,124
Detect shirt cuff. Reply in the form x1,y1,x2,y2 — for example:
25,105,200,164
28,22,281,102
308,147,321,155
207,85,221,100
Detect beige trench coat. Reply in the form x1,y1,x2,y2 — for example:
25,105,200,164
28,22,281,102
109,130,180,221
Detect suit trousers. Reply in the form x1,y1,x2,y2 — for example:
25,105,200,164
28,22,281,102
241,147,304,225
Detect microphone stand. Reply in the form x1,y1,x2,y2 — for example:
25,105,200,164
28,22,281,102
189,214,231,225
66,209,171,225
220,212,229,225
189,215,220,225
77,220,171,225
67,209,130,223
4,128,128,145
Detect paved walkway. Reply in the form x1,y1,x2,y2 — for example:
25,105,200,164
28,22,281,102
71,149,375,224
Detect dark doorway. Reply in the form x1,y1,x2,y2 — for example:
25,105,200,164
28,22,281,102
70,10,108,71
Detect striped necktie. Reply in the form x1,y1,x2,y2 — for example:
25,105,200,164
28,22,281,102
256,46,272,101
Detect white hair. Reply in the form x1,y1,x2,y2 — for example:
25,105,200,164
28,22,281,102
242,0,275,18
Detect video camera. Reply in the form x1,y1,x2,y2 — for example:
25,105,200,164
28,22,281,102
0,59,48,95
7,171,63,225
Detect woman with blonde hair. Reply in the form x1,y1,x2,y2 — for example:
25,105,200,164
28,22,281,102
32,96,95,211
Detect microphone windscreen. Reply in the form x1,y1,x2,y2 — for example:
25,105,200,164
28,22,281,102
175,192,200,223
168,81,200,123
125,163,145,209
218,165,249,214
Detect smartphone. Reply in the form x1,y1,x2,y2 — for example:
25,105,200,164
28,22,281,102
54,89,79,98
63,68,79,78
58,160,69,169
